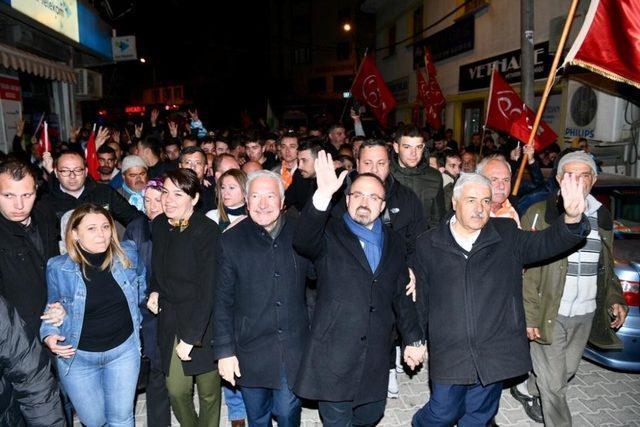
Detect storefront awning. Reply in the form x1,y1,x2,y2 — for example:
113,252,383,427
0,42,76,83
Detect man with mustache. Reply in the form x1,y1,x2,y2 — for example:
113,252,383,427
477,154,521,227
411,172,590,426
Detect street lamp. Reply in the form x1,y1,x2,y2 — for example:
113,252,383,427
343,23,352,32
139,57,146,63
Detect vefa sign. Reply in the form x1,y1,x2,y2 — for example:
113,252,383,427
459,42,551,91
112,36,137,61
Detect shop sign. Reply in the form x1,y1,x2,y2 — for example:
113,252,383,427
459,42,551,91
112,36,137,62
10,0,80,42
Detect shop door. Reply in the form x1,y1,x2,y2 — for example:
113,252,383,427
462,101,484,148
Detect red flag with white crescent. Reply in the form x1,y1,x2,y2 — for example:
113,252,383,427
563,0,640,89
85,124,100,180
485,69,557,152
424,48,437,79
417,61,446,130
351,56,396,126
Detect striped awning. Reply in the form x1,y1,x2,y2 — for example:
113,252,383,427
0,42,76,83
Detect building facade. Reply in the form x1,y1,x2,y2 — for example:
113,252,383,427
0,0,112,153
364,0,639,170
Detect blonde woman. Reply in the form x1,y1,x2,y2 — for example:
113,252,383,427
206,168,247,231
41,203,145,427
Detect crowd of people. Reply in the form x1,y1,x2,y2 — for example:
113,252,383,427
0,107,627,427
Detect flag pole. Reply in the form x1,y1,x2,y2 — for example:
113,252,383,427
340,48,369,124
513,0,580,195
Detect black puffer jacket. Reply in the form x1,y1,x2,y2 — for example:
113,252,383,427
0,297,64,426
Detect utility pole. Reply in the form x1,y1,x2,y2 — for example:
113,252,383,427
521,0,535,107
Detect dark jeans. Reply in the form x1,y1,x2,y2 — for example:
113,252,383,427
318,399,386,427
412,381,502,427
146,368,171,427
240,368,300,427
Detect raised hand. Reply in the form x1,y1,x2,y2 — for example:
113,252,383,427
15,116,25,138
560,172,586,223
42,151,54,173
95,126,110,149
315,150,348,199
350,108,360,123
112,129,121,144
69,126,81,143
168,121,179,139
188,109,199,122
524,144,535,165
150,108,159,126
135,123,144,139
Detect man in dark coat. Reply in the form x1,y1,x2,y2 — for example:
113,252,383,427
39,150,141,227
214,170,311,426
332,139,427,256
0,160,59,335
293,151,425,426
411,172,590,426
391,126,445,229
0,296,64,426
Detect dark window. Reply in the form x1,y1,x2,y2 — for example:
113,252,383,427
413,6,423,42
292,14,311,35
337,41,351,61
294,47,311,64
333,75,352,93
308,77,327,93
387,24,396,56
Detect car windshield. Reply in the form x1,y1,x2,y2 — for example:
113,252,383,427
594,182,640,263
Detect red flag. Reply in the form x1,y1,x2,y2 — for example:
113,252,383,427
86,124,100,180
564,0,640,89
424,48,437,79
416,68,446,130
351,56,396,126
485,69,557,152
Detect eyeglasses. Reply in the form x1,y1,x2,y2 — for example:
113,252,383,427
348,191,385,203
181,160,205,168
57,168,85,177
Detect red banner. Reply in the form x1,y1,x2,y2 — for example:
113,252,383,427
86,125,100,181
485,69,557,152
564,0,640,89
416,62,446,130
351,56,396,126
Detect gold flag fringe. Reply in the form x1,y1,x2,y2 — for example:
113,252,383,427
570,59,640,89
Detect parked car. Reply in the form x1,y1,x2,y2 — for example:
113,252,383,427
583,173,640,372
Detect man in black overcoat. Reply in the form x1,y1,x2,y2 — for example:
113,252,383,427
411,172,590,426
213,169,312,427
293,151,426,427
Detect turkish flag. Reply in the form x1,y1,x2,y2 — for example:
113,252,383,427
351,56,396,126
424,48,437,79
486,69,557,152
564,0,640,89
416,67,445,130
85,124,100,181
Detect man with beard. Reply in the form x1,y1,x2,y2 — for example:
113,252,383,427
442,152,462,212
96,145,119,186
284,138,324,212
293,151,425,426
117,155,149,212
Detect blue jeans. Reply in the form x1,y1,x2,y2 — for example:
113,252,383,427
223,383,247,421
240,368,300,427
57,334,140,427
318,399,386,427
412,380,502,427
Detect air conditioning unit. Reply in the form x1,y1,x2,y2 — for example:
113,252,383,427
564,80,635,142
74,69,103,100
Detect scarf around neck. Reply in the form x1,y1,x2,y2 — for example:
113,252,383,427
342,212,385,273
122,183,144,212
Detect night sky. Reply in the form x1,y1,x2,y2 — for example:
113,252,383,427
97,1,271,126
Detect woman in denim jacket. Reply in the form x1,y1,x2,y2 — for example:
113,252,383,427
40,203,146,427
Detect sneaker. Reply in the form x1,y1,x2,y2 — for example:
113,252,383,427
387,369,399,398
510,386,544,423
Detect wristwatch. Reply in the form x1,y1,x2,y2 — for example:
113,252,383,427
410,340,425,347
